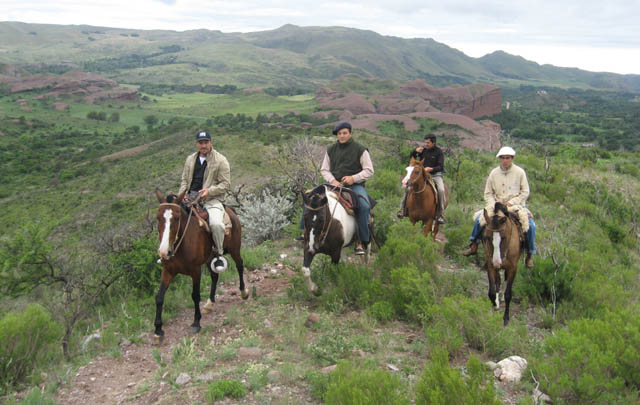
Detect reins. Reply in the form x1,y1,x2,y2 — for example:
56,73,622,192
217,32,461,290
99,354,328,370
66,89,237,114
304,186,342,245
159,201,195,257
408,167,428,194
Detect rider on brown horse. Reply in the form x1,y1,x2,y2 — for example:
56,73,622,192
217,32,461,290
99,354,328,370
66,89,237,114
398,133,446,224
462,146,537,268
179,130,230,272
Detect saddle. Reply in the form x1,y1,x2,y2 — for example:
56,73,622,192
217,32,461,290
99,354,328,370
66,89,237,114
183,192,232,235
310,184,376,217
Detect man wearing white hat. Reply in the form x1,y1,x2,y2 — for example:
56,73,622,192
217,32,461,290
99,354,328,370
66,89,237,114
462,146,536,268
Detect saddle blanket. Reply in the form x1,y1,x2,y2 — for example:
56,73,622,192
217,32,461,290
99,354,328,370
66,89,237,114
474,205,532,233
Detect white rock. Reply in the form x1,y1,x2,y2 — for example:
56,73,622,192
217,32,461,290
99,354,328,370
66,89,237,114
280,254,288,259
387,364,400,372
175,372,191,386
496,356,528,383
263,319,273,328
485,361,498,370
533,387,552,403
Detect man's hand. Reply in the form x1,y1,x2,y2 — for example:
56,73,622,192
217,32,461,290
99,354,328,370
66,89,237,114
505,202,512,207
199,188,209,198
330,179,341,187
425,167,433,172
340,176,355,186
416,147,424,153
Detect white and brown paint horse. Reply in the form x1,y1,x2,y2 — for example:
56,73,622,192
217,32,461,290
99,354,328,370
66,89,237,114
301,185,369,295
483,201,522,325
154,190,248,343
401,157,448,240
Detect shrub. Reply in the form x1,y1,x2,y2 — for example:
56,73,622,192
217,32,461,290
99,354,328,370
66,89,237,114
514,256,575,306
205,380,248,402
309,329,354,365
305,370,330,401
535,310,640,403
321,263,384,311
367,168,402,200
239,189,293,245
388,265,437,323
415,347,501,404
325,360,410,405
368,301,394,323
110,235,162,294
0,304,62,386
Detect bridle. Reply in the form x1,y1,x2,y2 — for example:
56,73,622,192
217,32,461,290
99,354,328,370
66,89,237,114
158,202,194,258
304,187,341,246
407,166,428,194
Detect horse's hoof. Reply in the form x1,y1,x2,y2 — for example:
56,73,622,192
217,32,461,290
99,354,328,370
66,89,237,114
241,289,249,300
189,326,201,334
153,334,164,345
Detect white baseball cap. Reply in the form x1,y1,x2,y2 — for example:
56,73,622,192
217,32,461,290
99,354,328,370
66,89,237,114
496,146,516,158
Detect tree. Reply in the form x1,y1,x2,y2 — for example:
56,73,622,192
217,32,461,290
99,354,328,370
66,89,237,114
144,114,158,128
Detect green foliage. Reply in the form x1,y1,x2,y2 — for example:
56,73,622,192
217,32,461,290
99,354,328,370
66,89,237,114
245,363,268,391
304,370,330,401
425,296,523,357
368,301,394,323
388,265,437,322
205,379,248,402
375,220,441,280
320,263,384,311
5,388,57,405
415,347,500,405
0,304,62,387
109,235,161,294
514,256,575,306
309,329,354,365
367,168,402,200
324,360,410,405
535,310,640,403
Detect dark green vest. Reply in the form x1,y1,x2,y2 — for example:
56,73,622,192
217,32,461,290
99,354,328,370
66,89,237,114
327,138,367,181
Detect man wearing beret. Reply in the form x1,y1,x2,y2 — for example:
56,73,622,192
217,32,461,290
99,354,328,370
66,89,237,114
320,122,374,255
179,130,231,272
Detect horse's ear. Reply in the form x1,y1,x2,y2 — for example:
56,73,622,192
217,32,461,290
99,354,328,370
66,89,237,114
409,156,419,166
156,189,166,203
483,208,490,224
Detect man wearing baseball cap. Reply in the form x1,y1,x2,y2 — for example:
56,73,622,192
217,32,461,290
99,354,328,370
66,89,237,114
179,130,231,272
462,146,536,268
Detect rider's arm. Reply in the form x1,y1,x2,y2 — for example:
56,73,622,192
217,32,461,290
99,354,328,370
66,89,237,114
507,169,530,206
429,149,444,173
205,157,231,199
352,150,374,184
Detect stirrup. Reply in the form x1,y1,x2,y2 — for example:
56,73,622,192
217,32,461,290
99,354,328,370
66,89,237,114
211,256,228,273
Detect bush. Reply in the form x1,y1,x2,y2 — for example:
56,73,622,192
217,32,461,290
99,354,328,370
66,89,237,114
0,304,62,386
321,263,384,311
239,189,293,245
514,256,575,306
368,301,394,323
110,235,162,294
367,168,402,200
325,360,410,405
415,347,500,404
205,380,248,402
388,265,437,323
535,310,640,403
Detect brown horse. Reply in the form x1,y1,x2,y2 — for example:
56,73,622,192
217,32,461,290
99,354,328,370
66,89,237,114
403,158,449,240
154,190,248,343
483,201,522,325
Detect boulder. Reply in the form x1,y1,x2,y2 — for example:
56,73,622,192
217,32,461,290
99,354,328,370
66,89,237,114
495,356,528,383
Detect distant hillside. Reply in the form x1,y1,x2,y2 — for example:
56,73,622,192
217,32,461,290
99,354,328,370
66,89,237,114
1,22,639,92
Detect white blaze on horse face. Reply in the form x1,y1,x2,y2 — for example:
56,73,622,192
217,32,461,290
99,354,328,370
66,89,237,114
492,231,502,268
157,209,173,259
401,166,412,188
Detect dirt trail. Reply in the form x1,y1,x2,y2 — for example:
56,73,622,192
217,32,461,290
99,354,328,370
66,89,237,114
55,265,293,405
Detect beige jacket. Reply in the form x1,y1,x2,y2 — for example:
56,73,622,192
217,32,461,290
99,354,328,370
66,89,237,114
179,150,230,203
484,163,529,210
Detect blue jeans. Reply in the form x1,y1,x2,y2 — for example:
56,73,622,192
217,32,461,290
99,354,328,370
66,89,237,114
470,213,536,254
350,184,371,244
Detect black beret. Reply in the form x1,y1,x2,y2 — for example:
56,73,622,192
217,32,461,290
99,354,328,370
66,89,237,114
195,130,211,141
332,122,352,135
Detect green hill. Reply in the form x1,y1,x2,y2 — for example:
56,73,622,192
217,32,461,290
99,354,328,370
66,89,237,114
1,22,639,91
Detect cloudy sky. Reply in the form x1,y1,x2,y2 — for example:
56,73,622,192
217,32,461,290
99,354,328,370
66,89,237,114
3,0,639,75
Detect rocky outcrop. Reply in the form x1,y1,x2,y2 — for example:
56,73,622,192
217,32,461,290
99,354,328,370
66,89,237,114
317,92,376,115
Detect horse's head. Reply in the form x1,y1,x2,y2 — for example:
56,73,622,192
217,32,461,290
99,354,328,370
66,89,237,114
155,190,185,259
483,202,511,268
303,187,330,253
405,160,430,192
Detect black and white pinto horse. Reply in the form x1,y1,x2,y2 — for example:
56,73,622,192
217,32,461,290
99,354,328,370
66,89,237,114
301,185,370,294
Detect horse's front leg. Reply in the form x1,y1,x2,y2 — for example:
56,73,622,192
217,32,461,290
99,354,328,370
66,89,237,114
233,254,249,300
154,269,175,344
503,266,517,326
487,264,500,310
302,249,319,296
189,268,202,334
423,218,434,240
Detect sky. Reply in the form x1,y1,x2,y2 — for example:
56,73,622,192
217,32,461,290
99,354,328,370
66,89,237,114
3,0,640,75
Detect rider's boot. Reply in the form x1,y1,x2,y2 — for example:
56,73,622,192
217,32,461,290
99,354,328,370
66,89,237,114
462,241,478,256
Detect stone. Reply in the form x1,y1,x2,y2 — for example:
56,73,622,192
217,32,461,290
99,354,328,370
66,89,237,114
485,361,498,370
263,319,273,328
196,371,216,382
305,313,321,327
119,339,133,349
237,347,262,360
175,372,191,386
496,356,528,383
386,364,400,372
320,365,337,375
266,370,281,383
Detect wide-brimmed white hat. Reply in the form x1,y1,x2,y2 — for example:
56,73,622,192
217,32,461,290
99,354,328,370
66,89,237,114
496,146,516,157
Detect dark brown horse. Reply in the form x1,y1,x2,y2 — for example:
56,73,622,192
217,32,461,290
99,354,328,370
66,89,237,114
403,158,449,240
483,201,522,325
154,190,248,343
